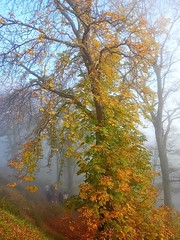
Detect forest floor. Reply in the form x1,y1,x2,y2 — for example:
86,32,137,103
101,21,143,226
0,177,86,240
1,176,180,240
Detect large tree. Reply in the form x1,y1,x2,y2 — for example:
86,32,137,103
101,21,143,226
0,0,175,238
132,3,180,207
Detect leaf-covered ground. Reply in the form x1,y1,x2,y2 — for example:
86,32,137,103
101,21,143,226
0,181,86,240
0,178,180,240
0,209,53,240
0,179,62,240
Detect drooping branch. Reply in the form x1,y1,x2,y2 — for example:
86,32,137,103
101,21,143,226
19,63,94,119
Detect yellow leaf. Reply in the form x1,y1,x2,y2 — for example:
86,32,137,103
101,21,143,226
23,176,35,182
7,182,17,188
25,185,38,192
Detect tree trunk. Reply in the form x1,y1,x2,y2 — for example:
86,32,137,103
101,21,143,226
67,157,74,196
152,65,172,208
154,126,172,207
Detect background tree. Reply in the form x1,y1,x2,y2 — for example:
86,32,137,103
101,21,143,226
132,2,180,207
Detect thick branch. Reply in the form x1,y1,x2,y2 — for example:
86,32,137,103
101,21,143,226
19,63,94,119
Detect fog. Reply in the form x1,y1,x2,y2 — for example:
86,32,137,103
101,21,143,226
0,136,13,178
0,129,83,199
0,116,180,210
0,102,180,208
142,120,180,210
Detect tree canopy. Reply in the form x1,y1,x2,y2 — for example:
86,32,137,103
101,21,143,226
0,0,178,239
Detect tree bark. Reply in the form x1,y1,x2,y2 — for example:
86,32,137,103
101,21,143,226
152,65,172,208
154,124,172,207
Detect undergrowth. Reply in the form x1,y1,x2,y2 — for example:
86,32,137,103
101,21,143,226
0,182,180,240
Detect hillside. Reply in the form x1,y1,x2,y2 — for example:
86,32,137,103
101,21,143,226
0,176,180,240
0,177,64,240
0,209,53,240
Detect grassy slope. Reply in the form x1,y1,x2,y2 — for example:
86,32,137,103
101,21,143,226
0,209,53,240
1,178,180,240
0,178,63,240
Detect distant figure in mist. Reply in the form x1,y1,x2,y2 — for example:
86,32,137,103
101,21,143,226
63,191,69,202
45,183,58,203
45,184,69,205
50,183,58,203
58,191,64,205
44,184,51,202
58,190,69,205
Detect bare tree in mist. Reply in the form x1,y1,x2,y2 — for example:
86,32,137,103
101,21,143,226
0,89,40,162
133,4,180,207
